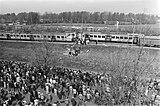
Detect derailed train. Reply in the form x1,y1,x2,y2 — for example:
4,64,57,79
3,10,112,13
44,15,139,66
0,31,160,47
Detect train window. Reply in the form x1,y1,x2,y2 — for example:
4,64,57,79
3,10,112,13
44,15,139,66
120,36,123,39
57,36,60,38
90,35,93,37
34,35,37,38
124,37,128,39
21,35,23,37
24,35,26,37
48,36,50,38
61,36,64,38
72,34,75,36
10,35,13,37
37,35,40,38
17,35,19,37
27,35,29,37
129,37,132,39
116,36,119,39
102,36,105,38
44,36,46,38
98,35,101,38
1,34,4,36
112,36,115,38
14,35,16,37
94,35,97,38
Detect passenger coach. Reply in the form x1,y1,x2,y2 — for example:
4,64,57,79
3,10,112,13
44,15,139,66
88,32,144,44
138,36,160,47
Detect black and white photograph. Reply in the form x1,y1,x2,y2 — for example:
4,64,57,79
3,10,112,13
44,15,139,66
0,0,160,105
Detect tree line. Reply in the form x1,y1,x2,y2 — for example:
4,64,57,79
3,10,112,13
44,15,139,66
0,11,159,25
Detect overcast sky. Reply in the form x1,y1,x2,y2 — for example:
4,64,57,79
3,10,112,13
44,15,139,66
0,0,159,15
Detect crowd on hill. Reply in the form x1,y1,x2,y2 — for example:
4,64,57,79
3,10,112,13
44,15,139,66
1,60,160,106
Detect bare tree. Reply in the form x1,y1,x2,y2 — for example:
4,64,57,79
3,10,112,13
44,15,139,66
89,45,157,105
0,42,5,59
29,41,54,67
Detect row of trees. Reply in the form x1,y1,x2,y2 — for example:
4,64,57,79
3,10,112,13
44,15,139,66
0,11,159,25
42,11,159,24
0,12,40,25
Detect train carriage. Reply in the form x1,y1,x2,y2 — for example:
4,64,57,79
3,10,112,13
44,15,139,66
52,32,76,42
89,32,108,42
138,36,160,47
88,32,143,44
53,34,66,41
110,32,132,43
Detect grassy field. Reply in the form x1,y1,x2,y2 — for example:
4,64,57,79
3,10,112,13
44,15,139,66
14,23,160,36
0,41,160,78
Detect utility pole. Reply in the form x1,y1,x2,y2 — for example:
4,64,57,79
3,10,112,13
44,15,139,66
81,12,84,32
140,8,146,34
132,18,135,44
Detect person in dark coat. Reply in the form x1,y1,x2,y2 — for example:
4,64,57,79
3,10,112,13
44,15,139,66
71,97,77,106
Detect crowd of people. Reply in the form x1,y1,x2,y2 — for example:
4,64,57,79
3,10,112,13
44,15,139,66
0,60,107,106
1,60,160,106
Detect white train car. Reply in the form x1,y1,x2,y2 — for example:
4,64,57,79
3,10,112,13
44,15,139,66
53,33,67,41
110,33,143,44
52,32,76,41
89,32,107,41
110,32,127,42
110,34,133,43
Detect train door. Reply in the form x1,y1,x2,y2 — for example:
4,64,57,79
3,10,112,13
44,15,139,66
6,33,11,39
51,36,56,42
133,37,138,44
30,35,34,41
105,34,111,42
84,33,90,45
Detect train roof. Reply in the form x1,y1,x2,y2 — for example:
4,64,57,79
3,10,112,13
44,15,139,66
89,32,102,34
110,32,128,34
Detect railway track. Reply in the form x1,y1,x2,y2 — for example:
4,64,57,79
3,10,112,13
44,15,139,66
0,39,160,50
